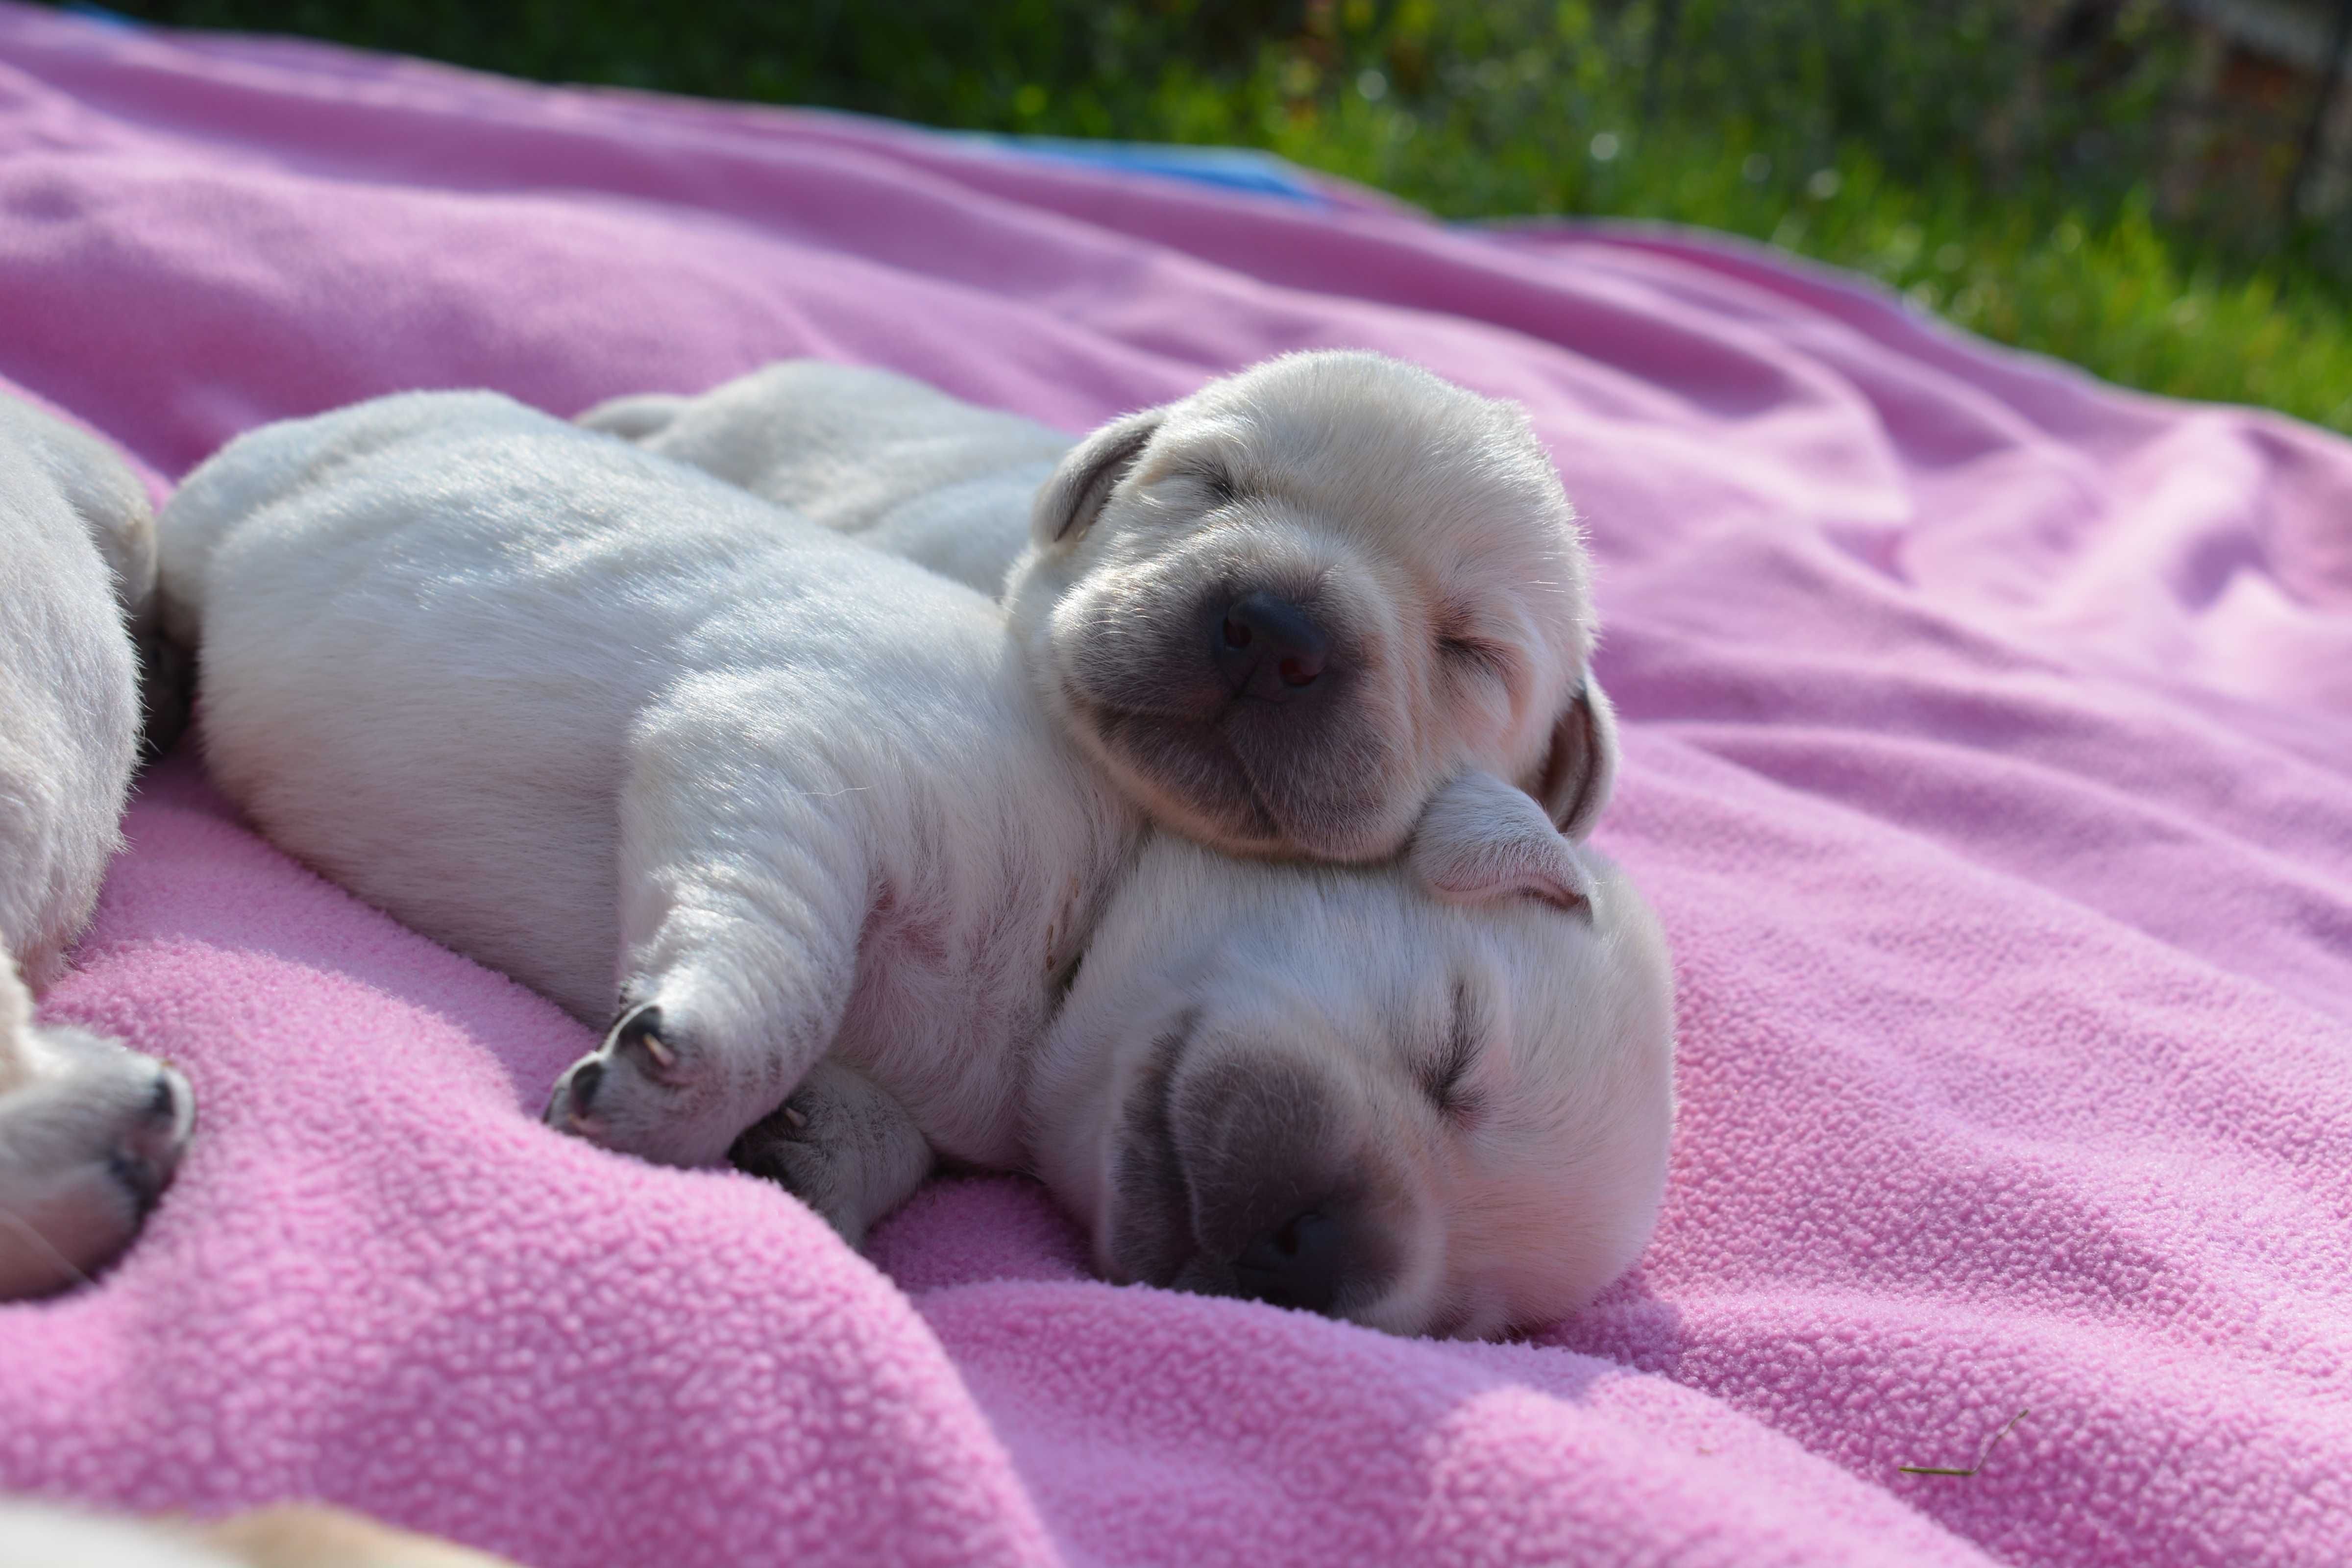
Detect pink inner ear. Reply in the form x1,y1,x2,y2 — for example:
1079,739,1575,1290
1537,679,1618,841
1518,834,1595,913
1412,770,1596,913
1527,870,1592,914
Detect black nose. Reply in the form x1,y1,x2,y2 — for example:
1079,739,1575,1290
1233,1208,1347,1314
1213,592,1329,703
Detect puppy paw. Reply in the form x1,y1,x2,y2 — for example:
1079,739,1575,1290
543,1001,728,1167
730,1090,861,1241
728,1058,933,1248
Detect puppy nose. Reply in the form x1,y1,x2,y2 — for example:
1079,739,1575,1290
1214,592,1329,702
1233,1206,1347,1314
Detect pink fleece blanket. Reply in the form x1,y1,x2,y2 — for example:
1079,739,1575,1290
3,7,2349,1565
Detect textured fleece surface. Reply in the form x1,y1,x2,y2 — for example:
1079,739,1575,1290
0,6,2348,1565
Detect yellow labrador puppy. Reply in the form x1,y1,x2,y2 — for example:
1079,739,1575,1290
0,398,194,1301
583,351,1617,862
162,393,1673,1339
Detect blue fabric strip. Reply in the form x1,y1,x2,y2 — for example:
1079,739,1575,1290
948,132,1331,207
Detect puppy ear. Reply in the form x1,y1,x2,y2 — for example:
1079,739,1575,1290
1531,677,1620,842
1031,407,1163,547
1411,770,1595,914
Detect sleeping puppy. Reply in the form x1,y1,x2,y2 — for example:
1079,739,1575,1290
161,393,1673,1338
581,352,1618,863
0,398,195,1301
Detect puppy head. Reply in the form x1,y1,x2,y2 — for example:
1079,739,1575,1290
0,976,194,1299
1029,774,1675,1339
1003,351,1616,862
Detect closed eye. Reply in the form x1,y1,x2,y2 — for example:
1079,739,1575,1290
1183,463,1240,504
1438,633,1509,681
1418,980,1485,1124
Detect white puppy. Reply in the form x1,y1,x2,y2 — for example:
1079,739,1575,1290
583,352,1618,863
0,397,195,1301
163,393,1672,1338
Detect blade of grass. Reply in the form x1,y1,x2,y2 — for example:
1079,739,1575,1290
1899,1408,2030,1478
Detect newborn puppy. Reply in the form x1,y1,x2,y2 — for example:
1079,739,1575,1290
163,393,1673,1338
583,352,1617,862
0,397,195,1300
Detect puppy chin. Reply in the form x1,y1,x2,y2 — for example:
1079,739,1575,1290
1053,682,1419,862
1097,1172,1455,1337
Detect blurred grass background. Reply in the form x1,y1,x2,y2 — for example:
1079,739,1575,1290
77,0,2352,434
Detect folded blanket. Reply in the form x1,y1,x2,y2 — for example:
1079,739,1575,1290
1,7,2347,1565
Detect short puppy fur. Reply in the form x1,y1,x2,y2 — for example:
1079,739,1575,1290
164,394,1673,1339
0,397,195,1300
584,352,1619,862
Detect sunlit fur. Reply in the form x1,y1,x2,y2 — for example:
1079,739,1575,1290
0,398,194,1300
165,392,1671,1338
585,352,1614,863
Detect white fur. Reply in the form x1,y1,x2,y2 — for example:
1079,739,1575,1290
0,397,148,985
585,353,1621,863
579,363,1066,593
0,397,194,1301
165,393,1672,1337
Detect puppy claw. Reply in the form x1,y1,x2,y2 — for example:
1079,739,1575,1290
544,1055,605,1134
605,1002,683,1081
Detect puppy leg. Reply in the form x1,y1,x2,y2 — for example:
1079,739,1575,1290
544,691,875,1167
730,1057,934,1247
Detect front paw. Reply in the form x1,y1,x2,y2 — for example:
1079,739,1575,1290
543,1002,730,1167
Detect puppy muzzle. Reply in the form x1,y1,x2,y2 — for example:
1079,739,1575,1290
1109,1034,1405,1320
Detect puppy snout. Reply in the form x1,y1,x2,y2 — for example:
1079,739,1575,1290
1233,1205,1350,1314
1169,1056,1401,1317
1213,591,1330,703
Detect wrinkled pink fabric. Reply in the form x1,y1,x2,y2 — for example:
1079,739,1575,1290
1,7,2347,1565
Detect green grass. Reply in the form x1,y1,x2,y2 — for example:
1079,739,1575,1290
82,0,2352,434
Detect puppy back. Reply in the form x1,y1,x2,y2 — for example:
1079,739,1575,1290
158,392,532,649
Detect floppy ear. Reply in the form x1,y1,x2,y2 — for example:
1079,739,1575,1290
1411,770,1595,914
1030,407,1163,548
1532,677,1620,842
